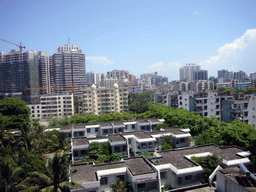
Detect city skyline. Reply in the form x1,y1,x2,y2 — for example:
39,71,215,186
1,0,256,80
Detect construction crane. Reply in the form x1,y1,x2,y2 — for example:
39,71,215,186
0,38,26,51
25,84,80,96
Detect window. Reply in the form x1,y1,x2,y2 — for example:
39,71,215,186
178,177,182,184
103,130,108,134
141,143,147,148
180,138,185,143
81,150,86,155
128,139,131,144
138,183,145,189
132,124,135,129
125,125,128,129
95,128,98,132
160,171,166,179
100,177,108,185
79,131,84,136
117,175,125,181
204,106,207,110
87,129,91,133
148,142,153,148
115,146,120,152
73,151,78,157
185,175,192,180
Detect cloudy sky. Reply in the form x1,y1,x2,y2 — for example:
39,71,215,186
1,0,256,80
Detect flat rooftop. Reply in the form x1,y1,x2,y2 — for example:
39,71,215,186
71,156,155,183
150,144,246,169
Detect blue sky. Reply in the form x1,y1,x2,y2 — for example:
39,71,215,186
1,0,256,80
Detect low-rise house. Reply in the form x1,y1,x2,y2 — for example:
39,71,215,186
71,156,159,192
71,144,251,192
45,118,165,138
216,164,256,192
71,128,192,161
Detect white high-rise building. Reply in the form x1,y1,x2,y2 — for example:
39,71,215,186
179,63,200,82
86,71,101,87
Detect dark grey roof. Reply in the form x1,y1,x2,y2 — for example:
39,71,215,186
108,134,126,142
60,125,73,130
150,144,245,169
111,121,125,126
147,118,161,123
71,157,156,183
125,157,155,176
73,124,86,129
73,138,89,146
99,122,112,127
136,119,149,124
122,131,152,139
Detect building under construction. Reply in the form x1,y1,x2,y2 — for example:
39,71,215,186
0,49,40,104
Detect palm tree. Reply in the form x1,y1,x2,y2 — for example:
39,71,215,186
17,153,81,192
110,178,128,192
0,157,23,192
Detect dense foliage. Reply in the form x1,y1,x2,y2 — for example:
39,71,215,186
128,91,154,113
139,151,154,158
2,96,256,190
191,155,223,183
161,136,174,151
0,98,74,191
83,142,122,164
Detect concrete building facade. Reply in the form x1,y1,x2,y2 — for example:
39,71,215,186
80,84,128,115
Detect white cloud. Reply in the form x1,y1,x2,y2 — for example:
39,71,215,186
146,62,181,73
86,56,113,65
146,62,165,73
200,29,256,75
145,61,181,80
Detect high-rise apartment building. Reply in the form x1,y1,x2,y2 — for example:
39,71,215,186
0,49,39,103
52,44,86,95
86,71,101,87
193,70,208,81
179,63,200,82
38,51,53,94
234,70,247,82
217,69,233,81
107,69,129,80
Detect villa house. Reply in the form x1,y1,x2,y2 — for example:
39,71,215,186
71,127,192,161
71,144,251,192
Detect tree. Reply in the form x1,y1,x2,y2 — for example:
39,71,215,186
155,123,170,131
161,136,174,151
0,156,23,192
43,130,70,153
139,152,153,158
110,178,128,192
17,153,80,192
191,155,223,183
128,91,154,113
0,97,30,131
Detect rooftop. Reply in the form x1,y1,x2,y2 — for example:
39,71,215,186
150,144,246,169
71,156,155,183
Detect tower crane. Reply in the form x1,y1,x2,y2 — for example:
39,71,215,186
0,38,26,51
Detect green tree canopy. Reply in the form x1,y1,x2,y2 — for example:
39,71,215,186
0,97,30,131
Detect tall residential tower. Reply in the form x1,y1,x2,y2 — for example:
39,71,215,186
52,44,86,95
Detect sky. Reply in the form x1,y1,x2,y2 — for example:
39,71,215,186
0,0,256,80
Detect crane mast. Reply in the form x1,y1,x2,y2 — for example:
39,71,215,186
0,38,26,51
